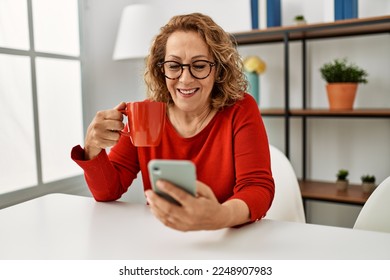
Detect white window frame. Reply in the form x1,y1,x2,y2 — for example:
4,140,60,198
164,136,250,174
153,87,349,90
0,0,86,209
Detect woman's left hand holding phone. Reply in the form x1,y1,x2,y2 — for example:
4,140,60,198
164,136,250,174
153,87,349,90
84,102,126,160
145,180,232,231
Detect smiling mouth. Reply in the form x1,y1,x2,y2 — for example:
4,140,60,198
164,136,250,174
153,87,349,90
177,88,198,96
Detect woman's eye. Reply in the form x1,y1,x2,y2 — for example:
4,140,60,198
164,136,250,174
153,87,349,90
167,64,181,71
192,63,207,70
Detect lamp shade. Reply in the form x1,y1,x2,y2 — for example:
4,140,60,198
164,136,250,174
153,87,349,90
112,4,161,60
112,0,251,60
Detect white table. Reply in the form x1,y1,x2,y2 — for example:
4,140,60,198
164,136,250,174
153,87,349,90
1,193,390,260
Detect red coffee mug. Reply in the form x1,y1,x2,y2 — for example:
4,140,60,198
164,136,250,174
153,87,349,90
119,101,166,147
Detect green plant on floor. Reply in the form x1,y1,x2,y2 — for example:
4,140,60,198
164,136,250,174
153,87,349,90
336,169,349,181
320,58,368,84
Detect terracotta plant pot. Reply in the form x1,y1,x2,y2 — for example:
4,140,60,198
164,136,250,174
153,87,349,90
326,83,358,110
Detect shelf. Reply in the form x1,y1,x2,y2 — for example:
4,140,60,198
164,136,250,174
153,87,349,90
238,15,390,182
232,15,390,45
299,180,371,205
260,108,390,118
260,108,285,116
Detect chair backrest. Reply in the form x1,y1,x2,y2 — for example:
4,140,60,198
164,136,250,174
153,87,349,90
353,175,390,233
265,145,306,223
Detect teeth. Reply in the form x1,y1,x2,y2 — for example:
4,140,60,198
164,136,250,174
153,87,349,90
179,89,196,95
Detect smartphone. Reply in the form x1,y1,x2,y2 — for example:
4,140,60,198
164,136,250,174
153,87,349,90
148,159,197,205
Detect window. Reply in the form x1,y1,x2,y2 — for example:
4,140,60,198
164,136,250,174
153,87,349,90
0,0,83,195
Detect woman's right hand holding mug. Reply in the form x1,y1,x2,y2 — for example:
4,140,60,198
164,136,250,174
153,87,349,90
84,102,126,160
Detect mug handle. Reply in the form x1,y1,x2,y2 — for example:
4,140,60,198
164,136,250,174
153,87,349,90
118,109,131,137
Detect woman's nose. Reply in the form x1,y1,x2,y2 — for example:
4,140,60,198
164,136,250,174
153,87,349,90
179,65,195,82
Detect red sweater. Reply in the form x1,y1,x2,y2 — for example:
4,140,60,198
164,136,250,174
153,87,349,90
71,94,274,222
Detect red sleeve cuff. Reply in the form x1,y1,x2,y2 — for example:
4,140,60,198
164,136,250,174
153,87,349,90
71,145,108,171
71,145,86,161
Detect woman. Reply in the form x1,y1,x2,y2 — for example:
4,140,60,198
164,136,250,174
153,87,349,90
71,13,274,231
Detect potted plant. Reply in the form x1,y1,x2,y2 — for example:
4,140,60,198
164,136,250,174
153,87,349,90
320,58,368,110
336,169,349,191
361,174,376,193
294,15,306,25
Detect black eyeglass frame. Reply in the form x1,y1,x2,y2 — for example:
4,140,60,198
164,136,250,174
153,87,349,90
157,60,216,80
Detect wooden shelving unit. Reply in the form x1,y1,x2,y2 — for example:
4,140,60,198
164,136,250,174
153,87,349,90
233,15,390,45
233,16,390,204
261,108,390,118
299,180,371,205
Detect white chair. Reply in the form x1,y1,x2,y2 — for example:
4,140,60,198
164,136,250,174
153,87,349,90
353,175,390,233
265,145,306,223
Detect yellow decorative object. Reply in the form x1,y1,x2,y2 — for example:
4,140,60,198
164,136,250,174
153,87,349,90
243,55,266,74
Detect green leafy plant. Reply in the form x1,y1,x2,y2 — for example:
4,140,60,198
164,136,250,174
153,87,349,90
320,58,368,84
294,15,305,21
361,174,376,183
336,169,349,181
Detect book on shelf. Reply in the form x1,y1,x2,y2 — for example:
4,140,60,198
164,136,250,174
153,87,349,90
335,0,358,20
251,0,259,29
266,0,281,27
255,0,280,29
343,0,358,19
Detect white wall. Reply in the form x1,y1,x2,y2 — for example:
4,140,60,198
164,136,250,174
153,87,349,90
80,0,390,223
80,0,146,203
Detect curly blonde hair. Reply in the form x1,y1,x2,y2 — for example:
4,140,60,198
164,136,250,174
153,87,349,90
145,13,247,110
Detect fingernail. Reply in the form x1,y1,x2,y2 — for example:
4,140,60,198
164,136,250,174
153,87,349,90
145,190,151,201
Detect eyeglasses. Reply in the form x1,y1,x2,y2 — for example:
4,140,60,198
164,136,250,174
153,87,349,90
157,60,215,80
